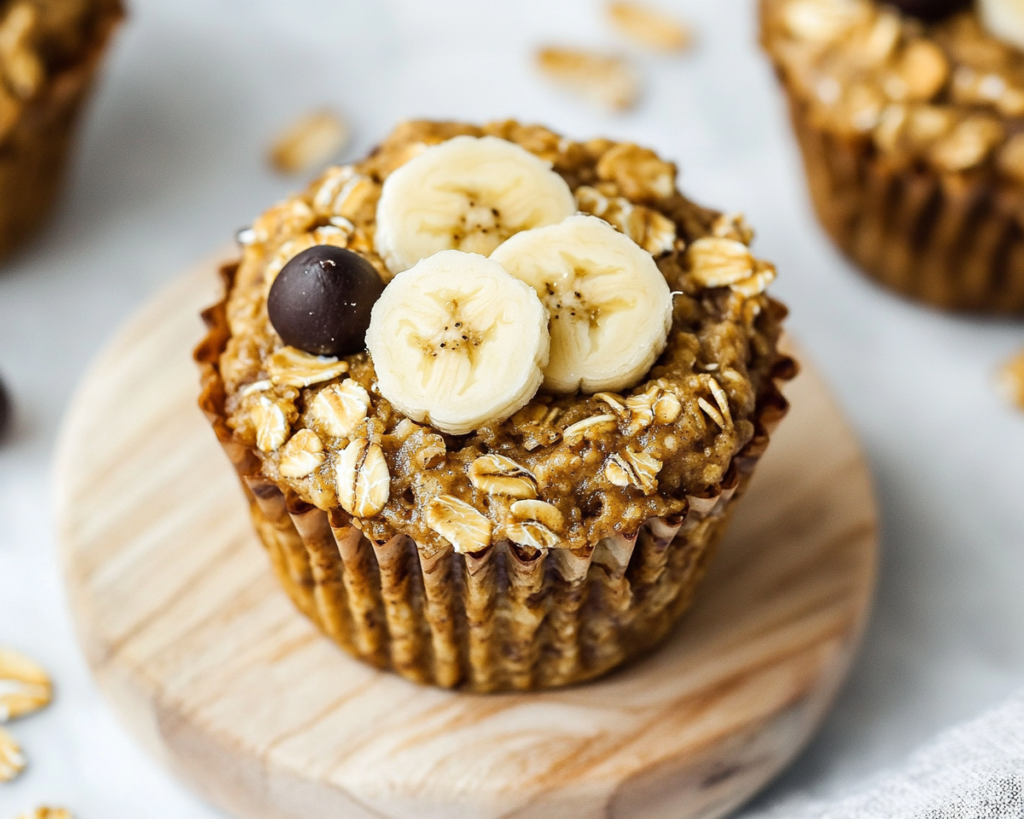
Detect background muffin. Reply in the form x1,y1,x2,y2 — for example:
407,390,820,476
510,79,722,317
196,120,793,692
762,0,1024,312
0,0,122,261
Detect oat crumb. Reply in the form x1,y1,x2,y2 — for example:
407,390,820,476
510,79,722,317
607,1,693,53
998,348,1024,410
269,109,350,175
536,46,641,111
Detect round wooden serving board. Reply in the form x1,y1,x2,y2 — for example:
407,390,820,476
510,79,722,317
55,259,877,819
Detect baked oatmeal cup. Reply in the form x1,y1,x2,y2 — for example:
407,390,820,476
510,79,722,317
196,120,794,692
762,0,1024,312
0,0,123,261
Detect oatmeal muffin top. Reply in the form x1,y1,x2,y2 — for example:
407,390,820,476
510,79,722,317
212,120,788,557
0,0,121,134
762,0,1024,182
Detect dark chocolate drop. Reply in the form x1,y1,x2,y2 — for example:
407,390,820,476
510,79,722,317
887,0,971,23
268,245,385,357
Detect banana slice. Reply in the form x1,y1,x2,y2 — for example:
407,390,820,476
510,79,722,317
365,250,550,435
374,135,576,275
491,214,673,395
979,0,1024,50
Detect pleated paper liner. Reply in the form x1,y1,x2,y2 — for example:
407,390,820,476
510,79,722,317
196,264,794,692
782,92,1024,314
0,2,123,261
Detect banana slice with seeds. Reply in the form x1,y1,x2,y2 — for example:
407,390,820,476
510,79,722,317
365,250,550,435
491,214,673,394
374,135,576,275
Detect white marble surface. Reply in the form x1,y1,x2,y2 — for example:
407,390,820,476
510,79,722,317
1,0,1023,816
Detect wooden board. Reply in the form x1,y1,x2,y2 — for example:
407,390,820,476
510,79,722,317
55,258,877,819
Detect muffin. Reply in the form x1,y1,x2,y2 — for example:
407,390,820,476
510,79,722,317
0,0,122,260
195,120,793,692
762,0,1024,312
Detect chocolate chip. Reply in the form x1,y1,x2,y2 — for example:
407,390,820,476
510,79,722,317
888,0,971,22
268,245,385,357
0,375,10,443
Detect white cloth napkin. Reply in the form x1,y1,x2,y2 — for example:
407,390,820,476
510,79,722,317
743,690,1024,819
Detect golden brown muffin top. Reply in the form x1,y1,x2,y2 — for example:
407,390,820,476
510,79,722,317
0,0,121,138
216,120,788,557
762,0,1024,181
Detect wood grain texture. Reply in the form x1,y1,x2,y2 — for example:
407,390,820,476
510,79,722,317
55,259,878,819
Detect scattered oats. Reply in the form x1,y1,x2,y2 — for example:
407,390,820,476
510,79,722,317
267,347,348,388
252,397,290,453
506,499,565,550
0,725,24,781
426,495,492,554
336,439,390,518
563,414,618,446
999,134,1024,184
575,186,675,254
593,392,627,413
731,260,778,297
605,449,662,494
686,237,755,287
309,380,370,438
536,46,641,112
697,397,726,429
998,348,1024,410
0,3,43,99
575,185,612,217
17,809,72,819
250,199,316,246
625,389,658,431
711,212,755,244
330,175,378,222
392,418,419,442
469,454,538,499
312,165,358,212
605,454,633,487
624,205,677,256
329,215,356,232
897,40,949,102
782,0,870,44
597,142,676,200
607,1,692,52
269,109,350,175
240,379,272,397
931,116,1005,172
708,378,733,426
858,10,900,66
653,391,682,423
279,429,325,479
415,433,447,469
0,647,52,721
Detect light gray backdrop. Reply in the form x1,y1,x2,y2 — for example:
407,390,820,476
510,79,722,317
1,0,1022,816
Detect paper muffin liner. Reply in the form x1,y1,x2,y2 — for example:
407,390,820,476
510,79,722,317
777,86,1024,314
196,264,793,691
0,4,123,261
